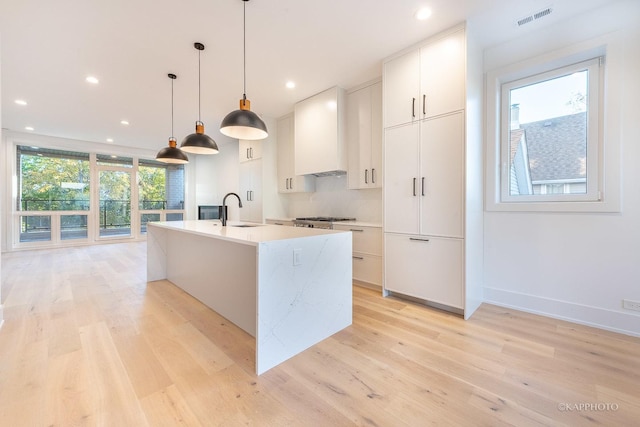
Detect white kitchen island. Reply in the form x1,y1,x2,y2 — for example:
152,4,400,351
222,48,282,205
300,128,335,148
147,220,352,375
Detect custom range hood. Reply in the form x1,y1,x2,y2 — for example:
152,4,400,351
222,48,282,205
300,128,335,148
294,86,347,177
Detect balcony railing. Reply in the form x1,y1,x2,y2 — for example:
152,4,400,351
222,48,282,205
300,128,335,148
19,199,181,242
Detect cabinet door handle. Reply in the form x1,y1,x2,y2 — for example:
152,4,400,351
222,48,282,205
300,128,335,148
288,178,292,189
410,237,430,242
422,177,425,196
250,147,253,158
413,178,417,196
365,169,368,184
285,178,289,190
246,148,250,159
352,256,364,260
423,94,426,116
412,97,416,118
350,229,364,232
371,168,376,184
275,223,284,225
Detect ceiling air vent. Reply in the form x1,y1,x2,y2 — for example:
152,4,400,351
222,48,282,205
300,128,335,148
517,6,553,27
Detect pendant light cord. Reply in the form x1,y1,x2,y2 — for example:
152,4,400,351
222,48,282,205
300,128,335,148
198,47,202,122
243,0,247,100
171,77,174,138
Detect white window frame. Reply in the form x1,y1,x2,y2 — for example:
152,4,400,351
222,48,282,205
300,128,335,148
485,42,621,213
500,58,601,203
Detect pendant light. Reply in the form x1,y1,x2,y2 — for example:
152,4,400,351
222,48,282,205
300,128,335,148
220,0,268,140
156,73,189,164
180,42,219,154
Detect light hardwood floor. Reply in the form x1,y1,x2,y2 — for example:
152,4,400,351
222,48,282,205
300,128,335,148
1,242,639,426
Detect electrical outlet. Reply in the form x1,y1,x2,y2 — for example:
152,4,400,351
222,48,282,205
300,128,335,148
622,299,640,312
293,248,302,266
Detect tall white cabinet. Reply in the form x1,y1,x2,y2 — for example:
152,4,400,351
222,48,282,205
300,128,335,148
346,81,382,189
276,114,315,193
383,25,483,318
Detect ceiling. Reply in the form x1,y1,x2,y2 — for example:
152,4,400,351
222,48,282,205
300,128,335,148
0,0,613,152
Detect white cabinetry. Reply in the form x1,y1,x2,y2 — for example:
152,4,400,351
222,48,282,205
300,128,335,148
383,28,465,128
239,160,263,223
347,81,382,189
294,86,347,176
384,233,463,308
333,224,382,288
239,140,262,163
383,25,477,316
277,114,315,193
384,112,464,238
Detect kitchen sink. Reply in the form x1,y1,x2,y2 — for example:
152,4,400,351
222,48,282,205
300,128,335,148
231,224,262,228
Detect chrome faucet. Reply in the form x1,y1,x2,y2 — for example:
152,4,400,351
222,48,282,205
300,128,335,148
221,192,243,226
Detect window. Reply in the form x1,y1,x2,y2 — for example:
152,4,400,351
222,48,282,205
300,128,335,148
501,58,602,203
17,146,90,211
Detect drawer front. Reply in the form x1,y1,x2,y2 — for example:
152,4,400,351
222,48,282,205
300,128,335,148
352,253,382,287
333,225,382,255
384,233,463,309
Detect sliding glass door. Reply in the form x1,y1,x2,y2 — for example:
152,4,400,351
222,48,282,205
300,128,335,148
98,169,132,238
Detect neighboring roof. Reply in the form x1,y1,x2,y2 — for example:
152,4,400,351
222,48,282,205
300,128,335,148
520,112,587,182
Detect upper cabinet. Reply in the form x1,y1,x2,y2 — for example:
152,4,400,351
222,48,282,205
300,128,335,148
383,28,465,128
294,86,347,176
276,114,315,193
347,81,383,189
239,139,262,163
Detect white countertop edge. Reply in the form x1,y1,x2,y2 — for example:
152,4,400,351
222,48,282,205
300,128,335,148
148,220,348,246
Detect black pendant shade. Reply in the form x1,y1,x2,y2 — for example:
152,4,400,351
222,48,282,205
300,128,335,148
156,73,189,164
156,138,189,164
220,0,268,140
181,121,219,154
220,97,268,140
180,42,219,154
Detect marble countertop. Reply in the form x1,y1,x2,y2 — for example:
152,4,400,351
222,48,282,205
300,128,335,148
148,220,345,246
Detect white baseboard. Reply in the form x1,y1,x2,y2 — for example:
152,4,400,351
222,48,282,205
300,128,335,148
483,287,640,338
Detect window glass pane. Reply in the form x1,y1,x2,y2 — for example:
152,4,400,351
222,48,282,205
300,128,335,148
138,160,184,210
61,214,88,240
139,162,167,210
20,215,51,242
99,170,131,237
140,213,161,234
166,213,183,221
508,70,588,196
96,154,133,167
18,146,90,211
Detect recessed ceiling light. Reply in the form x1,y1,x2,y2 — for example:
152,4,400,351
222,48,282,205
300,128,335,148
120,120,129,125
25,126,35,131
111,155,117,158
86,76,99,84
106,138,114,143
286,81,296,89
15,99,28,106
415,7,432,20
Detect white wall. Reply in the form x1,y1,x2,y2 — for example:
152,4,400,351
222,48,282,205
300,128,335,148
482,1,640,336
286,179,382,223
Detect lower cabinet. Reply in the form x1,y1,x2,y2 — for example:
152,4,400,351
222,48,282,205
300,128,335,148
384,233,463,309
333,224,383,288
